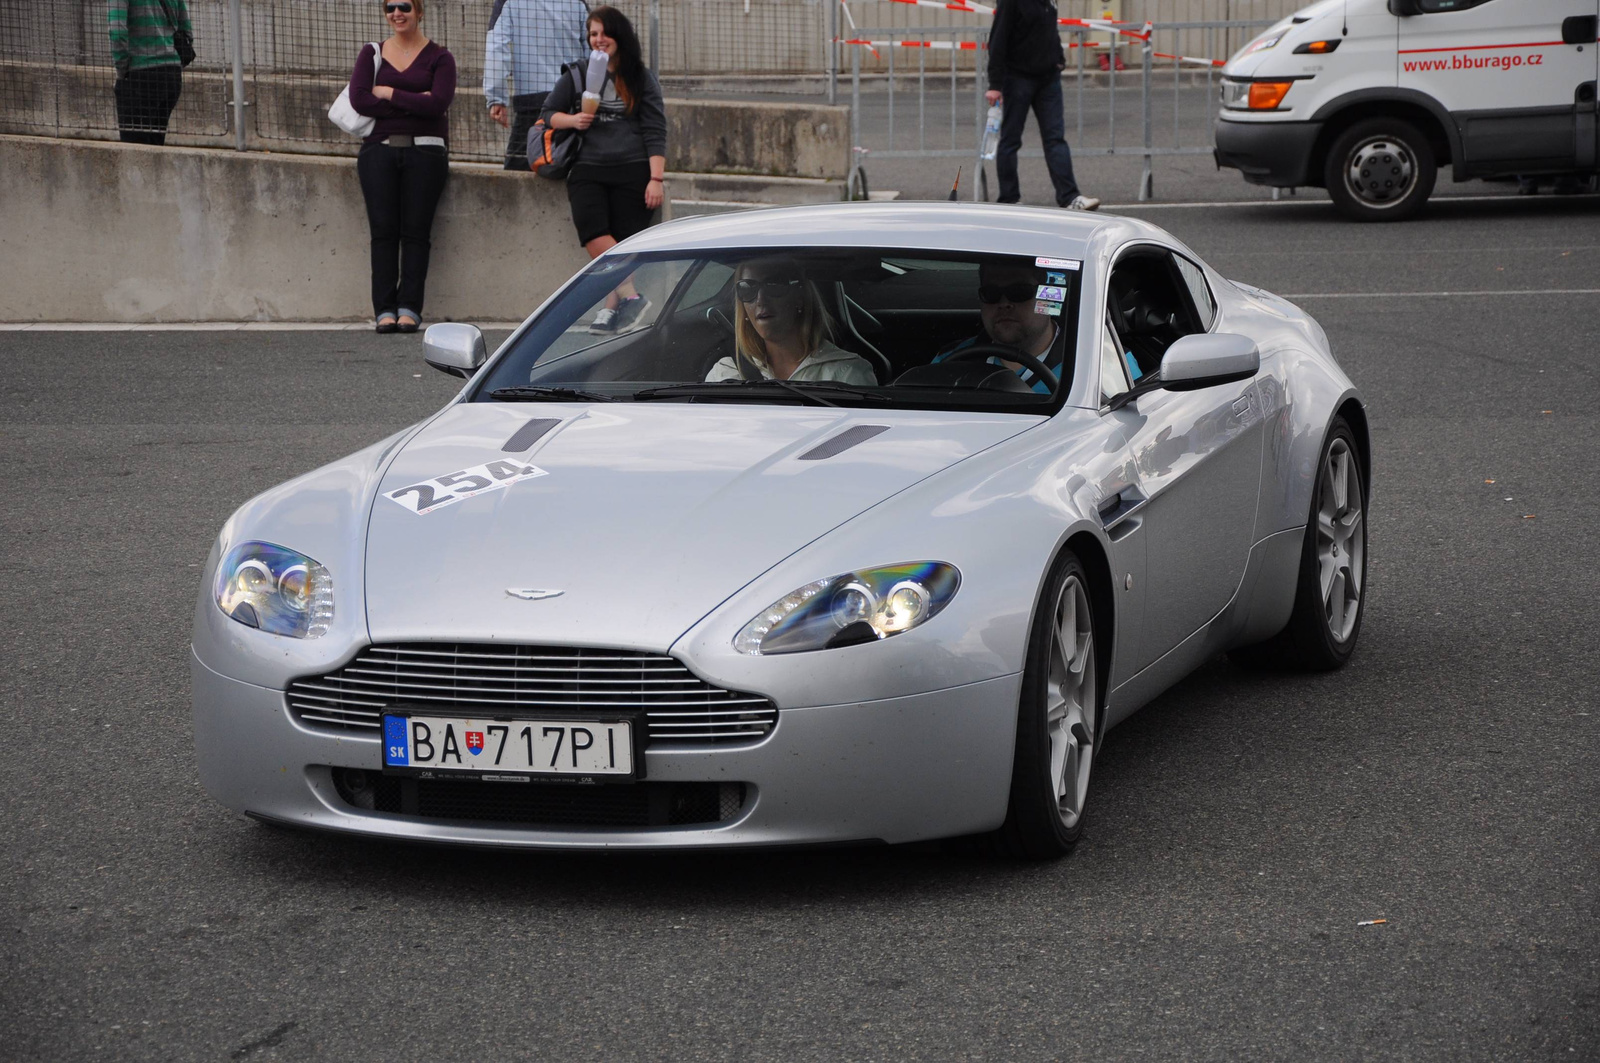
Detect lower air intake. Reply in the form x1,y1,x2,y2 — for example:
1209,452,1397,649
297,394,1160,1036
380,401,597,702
334,769,747,829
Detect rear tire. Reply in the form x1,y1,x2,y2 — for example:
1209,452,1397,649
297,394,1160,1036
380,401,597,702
994,550,1101,859
1230,416,1367,671
1324,118,1436,222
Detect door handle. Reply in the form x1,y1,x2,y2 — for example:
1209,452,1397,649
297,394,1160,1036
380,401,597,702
1563,15,1597,46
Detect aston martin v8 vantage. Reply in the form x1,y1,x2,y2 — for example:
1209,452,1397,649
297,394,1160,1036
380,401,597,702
192,203,1369,856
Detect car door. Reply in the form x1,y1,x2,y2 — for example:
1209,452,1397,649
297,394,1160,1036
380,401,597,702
1397,0,1600,175
1102,247,1263,673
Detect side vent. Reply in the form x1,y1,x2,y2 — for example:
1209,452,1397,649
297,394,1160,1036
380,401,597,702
798,424,889,461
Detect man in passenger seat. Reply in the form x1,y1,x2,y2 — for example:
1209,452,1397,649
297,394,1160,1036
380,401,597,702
933,260,1065,392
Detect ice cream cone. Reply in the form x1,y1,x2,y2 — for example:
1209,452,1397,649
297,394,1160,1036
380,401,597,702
581,92,601,115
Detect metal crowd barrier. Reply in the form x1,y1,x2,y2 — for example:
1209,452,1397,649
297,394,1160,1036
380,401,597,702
839,18,1278,202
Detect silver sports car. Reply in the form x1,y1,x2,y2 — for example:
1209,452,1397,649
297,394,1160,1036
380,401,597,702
192,203,1368,857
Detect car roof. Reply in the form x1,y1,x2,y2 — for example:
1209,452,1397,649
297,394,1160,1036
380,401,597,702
617,202,1157,261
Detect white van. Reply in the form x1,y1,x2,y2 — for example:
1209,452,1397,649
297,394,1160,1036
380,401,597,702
1213,0,1599,219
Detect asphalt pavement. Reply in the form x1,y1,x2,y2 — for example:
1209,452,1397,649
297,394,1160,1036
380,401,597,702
2,195,1597,1061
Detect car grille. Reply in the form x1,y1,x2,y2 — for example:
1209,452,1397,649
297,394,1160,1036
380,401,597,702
334,770,747,829
288,643,777,746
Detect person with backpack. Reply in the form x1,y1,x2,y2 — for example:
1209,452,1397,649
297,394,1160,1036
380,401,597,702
541,6,666,332
108,0,193,145
483,0,591,170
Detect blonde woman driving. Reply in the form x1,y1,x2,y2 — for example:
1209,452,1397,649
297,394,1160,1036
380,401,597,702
706,260,877,384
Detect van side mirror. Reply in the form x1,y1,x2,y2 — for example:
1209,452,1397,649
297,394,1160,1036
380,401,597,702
1158,333,1260,392
422,323,487,378
1388,0,1422,16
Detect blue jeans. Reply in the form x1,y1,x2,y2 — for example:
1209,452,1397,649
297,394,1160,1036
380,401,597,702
995,72,1080,206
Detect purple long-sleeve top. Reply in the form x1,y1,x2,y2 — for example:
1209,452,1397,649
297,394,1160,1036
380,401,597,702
348,41,457,144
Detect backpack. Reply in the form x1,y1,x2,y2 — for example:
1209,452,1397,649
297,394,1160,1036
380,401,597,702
527,65,587,180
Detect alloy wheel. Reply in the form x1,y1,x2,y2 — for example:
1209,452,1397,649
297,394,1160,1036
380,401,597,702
1316,437,1365,643
1046,574,1097,829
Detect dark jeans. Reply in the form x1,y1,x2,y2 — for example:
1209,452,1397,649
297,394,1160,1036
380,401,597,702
995,72,1080,206
114,66,182,145
356,142,450,319
503,91,547,171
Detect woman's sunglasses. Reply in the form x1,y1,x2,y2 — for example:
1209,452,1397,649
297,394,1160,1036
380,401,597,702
385,3,413,13
977,282,1038,305
734,278,802,303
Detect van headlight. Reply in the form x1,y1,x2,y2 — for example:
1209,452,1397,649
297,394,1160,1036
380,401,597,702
214,541,334,638
734,562,960,655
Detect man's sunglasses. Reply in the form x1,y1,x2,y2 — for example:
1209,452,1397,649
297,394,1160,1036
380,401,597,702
734,277,802,303
977,283,1038,305
385,3,413,13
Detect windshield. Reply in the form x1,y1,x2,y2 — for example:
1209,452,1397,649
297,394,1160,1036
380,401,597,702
472,247,1083,413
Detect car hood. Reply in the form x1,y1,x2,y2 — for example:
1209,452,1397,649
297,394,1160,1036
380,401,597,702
365,402,1041,649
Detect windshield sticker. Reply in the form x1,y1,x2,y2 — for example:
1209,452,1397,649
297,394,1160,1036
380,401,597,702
1034,300,1064,317
1036,257,1081,270
386,458,548,515
1045,271,1069,286
1036,285,1068,303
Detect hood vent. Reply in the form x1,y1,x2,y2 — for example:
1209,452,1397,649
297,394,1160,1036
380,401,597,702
798,424,889,461
502,417,563,452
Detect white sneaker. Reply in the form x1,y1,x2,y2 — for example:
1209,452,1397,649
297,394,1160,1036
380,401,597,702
589,307,619,333
1068,195,1101,211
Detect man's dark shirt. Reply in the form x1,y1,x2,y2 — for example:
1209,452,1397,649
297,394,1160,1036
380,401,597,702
987,0,1066,88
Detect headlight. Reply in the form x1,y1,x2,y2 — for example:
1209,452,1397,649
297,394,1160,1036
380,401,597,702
734,562,959,655
214,541,334,638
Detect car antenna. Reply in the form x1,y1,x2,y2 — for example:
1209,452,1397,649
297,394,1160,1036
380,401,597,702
1342,0,1349,35
948,166,962,201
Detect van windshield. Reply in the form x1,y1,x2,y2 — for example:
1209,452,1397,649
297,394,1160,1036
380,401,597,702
472,248,1083,413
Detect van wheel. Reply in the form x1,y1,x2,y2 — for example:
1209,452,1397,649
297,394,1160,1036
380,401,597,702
1324,118,1436,222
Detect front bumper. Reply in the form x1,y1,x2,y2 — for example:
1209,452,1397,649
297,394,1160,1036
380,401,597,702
1214,117,1323,188
193,650,1022,849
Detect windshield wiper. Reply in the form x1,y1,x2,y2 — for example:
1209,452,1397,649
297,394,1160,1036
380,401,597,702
631,379,868,407
488,385,615,403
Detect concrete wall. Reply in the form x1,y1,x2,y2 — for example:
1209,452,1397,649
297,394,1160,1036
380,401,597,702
0,61,852,179
0,134,596,323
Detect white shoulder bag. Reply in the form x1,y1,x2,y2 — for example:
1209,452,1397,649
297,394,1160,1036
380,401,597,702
329,43,382,137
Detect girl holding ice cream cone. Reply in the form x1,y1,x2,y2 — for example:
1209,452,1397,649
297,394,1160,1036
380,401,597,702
542,6,666,332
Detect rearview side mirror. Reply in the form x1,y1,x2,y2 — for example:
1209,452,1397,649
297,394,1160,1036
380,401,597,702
422,323,487,379
1158,332,1260,392
1388,0,1421,16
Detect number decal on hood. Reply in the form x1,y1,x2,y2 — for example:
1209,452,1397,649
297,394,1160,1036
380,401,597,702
386,459,548,515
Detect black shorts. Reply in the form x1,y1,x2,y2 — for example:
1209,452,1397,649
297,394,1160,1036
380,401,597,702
567,161,654,246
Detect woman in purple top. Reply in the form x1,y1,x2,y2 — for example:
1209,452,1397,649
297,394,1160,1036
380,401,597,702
347,0,456,333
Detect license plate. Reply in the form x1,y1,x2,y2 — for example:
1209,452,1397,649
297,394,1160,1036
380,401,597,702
382,714,635,779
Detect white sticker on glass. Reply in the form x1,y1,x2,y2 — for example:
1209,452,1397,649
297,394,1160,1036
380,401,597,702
1036,257,1081,270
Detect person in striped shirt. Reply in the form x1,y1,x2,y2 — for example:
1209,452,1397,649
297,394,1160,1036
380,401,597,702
108,0,192,145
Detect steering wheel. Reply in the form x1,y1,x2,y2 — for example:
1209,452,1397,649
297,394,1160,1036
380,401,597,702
944,343,1060,392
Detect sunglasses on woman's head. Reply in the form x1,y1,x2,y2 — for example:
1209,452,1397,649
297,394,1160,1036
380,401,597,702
385,3,413,13
734,277,802,303
977,282,1038,305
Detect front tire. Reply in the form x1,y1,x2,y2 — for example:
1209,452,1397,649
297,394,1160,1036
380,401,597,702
994,550,1100,859
1324,118,1436,222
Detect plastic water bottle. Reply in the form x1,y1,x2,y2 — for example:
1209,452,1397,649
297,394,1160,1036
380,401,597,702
981,104,1002,160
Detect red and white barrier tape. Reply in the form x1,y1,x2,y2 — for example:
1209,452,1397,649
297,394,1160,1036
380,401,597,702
857,0,1154,39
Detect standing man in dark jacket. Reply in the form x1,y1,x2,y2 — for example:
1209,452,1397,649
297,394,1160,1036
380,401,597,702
986,0,1099,211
